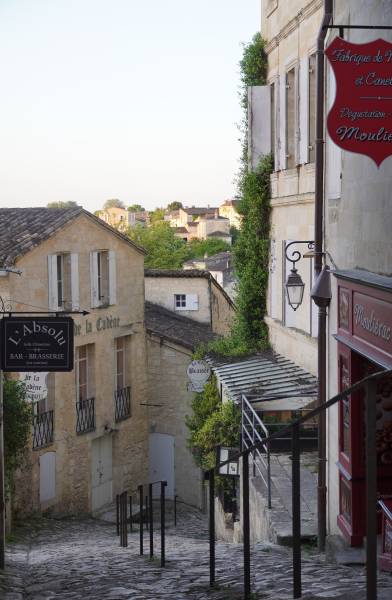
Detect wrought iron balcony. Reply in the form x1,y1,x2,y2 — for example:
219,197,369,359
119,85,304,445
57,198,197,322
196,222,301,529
76,397,95,434
33,410,54,449
115,386,131,422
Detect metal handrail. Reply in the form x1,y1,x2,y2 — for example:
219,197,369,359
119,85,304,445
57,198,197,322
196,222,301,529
241,395,272,508
209,367,392,600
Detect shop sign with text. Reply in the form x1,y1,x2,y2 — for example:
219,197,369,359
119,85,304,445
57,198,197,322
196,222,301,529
186,360,211,392
1,316,74,372
326,37,392,166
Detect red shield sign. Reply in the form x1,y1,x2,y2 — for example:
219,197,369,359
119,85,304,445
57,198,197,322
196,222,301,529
326,37,392,167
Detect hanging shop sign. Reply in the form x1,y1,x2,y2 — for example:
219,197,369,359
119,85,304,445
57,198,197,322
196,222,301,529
1,316,74,372
19,372,48,403
325,37,392,166
186,359,211,392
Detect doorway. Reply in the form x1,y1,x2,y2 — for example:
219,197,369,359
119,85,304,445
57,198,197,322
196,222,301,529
149,433,175,498
91,435,113,512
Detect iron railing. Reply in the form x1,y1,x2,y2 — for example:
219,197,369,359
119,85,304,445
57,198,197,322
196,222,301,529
209,368,392,600
114,386,131,422
76,397,95,434
32,409,54,449
241,394,271,508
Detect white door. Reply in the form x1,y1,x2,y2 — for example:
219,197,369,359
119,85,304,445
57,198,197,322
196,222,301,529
40,452,56,504
91,435,113,512
149,433,175,499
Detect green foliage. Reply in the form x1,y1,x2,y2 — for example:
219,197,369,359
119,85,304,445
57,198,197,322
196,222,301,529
126,221,190,268
167,201,183,211
229,226,240,245
3,379,32,495
103,198,125,209
186,377,240,471
47,201,78,209
127,204,145,212
187,238,231,260
149,207,166,223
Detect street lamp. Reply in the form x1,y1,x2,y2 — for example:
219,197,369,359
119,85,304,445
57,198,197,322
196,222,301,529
284,241,314,311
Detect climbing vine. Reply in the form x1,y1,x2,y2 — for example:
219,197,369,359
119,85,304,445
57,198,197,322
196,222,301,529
3,379,32,497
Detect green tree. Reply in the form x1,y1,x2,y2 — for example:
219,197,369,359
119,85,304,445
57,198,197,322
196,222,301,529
103,199,125,210
149,207,166,223
186,377,240,471
127,221,190,268
230,226,240,245
187,238,231,260
3,379,32,496
127,204,145,212
167,201,183,211
47,201,78,209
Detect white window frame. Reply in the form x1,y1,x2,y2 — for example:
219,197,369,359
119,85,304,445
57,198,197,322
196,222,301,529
90,249,116,308
174,293,199,311
48,252,79,311
76,345,89,402
116,337,126,391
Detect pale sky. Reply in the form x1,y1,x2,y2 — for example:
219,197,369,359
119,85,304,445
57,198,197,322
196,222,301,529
0,0,260,213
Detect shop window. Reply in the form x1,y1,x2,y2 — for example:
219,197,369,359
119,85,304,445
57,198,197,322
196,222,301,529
285,67,296,169
48,253,79,311
90,250,116,308
308,54,316,163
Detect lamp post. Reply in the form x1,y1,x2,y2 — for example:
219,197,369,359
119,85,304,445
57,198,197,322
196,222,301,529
284,241,314,311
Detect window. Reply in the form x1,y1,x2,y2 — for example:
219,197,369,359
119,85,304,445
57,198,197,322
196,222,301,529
48,253,79,311
175,294,186,308
116,337,126,390
76,344,95,401
270,82,276,168
90,250,116,308
174,294,198,311
285,67,296,169
308,54,316,163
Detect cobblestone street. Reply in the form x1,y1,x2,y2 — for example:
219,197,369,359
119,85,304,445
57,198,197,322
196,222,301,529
1,504,392,600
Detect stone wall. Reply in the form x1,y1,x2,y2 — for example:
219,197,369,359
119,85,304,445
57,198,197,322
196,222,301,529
8,212,149,516
146,333,203,509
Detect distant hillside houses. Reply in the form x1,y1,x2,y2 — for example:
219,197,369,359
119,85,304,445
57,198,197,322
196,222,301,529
165,204,240,245
96,206,149,231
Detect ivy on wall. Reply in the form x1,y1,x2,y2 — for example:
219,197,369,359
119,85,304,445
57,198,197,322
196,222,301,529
3,378,32,498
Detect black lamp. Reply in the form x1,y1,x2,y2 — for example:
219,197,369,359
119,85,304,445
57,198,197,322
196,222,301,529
285,267,305,311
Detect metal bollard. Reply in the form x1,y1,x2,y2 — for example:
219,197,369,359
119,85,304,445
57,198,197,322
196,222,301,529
160,481,167,567
138,485,143,555
174,494,177,527
129,495,133,533
149,483,154,558
116,494,120,536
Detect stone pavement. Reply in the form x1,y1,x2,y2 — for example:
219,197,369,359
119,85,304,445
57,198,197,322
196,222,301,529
1,502,392,600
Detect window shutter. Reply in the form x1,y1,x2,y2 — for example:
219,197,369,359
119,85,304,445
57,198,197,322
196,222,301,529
90,251,99,308
108,250,117,305
275,76,281,170
299,56,309,164
47,255,58,311
279,75,286,169
71,253,79,311
186,294,199,311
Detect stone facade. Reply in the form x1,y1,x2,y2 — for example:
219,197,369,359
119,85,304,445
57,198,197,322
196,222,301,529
1,211,149,516
324,0,392,538
144,270,235,336
261,0,323,375
146,334,204,508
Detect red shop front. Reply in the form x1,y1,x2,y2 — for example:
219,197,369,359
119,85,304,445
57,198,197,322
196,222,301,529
335,271,392,547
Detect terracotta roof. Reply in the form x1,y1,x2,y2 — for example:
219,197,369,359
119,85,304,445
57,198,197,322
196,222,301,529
174,227,189,234
145,301,215,351
0,207,146,266
207,231,230,237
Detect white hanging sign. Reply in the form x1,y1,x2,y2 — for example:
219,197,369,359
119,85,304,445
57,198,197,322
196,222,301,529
186,360,211,392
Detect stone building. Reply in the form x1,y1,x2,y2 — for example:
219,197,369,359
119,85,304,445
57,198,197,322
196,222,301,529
258,0,323,376
218,199,242,229
322,0,392,548
144,302,215,508
144,268,236,337
0,207,149,516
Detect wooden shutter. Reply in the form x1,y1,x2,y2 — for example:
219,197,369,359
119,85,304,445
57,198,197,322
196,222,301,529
47,255,58,311
186,294,199,311
299,56,309,164
279,75,286,169
90,251,99,308
71,253,79,311
108,250,117,305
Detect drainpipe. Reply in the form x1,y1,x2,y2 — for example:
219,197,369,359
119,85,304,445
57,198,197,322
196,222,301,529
314,0,333,553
